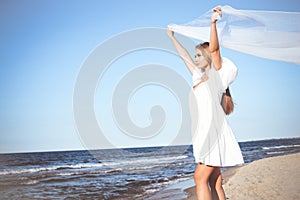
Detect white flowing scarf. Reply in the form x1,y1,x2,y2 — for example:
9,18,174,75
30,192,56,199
168,5,300,65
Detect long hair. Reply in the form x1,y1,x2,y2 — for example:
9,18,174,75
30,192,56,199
195,42,212,83
221,87,234,115
198,42,235,115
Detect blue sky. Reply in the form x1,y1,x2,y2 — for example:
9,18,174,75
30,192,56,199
1,0,300,153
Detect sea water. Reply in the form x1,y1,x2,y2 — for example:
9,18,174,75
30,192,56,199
0,138,299,199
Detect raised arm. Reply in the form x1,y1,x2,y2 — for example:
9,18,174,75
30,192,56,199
209,7,222,70
167,28,196,75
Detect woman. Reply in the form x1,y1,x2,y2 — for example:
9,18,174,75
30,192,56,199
167,7,244,200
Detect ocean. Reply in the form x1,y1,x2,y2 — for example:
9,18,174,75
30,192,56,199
0,138,300,200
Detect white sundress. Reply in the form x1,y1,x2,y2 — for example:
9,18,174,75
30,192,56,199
190,57,244,167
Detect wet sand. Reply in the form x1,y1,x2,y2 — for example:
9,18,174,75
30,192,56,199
185,153,300,200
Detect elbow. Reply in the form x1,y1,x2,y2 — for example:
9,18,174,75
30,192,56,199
210,50,220,58
209,47,219,54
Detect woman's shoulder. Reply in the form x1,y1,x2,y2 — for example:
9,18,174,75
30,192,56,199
221,57,237,72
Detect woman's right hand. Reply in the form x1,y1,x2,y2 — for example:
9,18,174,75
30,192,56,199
167,27,174,38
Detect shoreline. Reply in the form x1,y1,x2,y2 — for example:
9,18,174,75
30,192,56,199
184,153,300,200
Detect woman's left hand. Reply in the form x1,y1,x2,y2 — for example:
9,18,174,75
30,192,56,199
211,7,222,24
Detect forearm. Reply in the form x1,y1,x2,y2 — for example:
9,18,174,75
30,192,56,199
169,35,195,74
209,22,220,53
209,10,222,70
170,36,191,62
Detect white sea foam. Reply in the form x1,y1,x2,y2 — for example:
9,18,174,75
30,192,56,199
102,155,188,167
0,155,188,176
262,144,300,150
266,151,286,155
57,172,75,176
0,163,104,175
24,180,39,185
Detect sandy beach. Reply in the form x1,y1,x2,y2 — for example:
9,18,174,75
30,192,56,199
185,153,300,200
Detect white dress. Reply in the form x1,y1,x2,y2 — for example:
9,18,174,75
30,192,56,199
190,57,244,167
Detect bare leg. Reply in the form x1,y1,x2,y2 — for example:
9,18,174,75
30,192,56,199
209,167,226,200
194,163,215,200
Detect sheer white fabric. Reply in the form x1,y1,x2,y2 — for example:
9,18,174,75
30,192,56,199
192,68,204,87
169,5,300,64
218,57,238,91
190,66,244,166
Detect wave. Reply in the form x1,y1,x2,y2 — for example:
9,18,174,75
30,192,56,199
266,151,286,155
0,163,104,176
262,144,300,150
0,155,188,176
102,155,188,167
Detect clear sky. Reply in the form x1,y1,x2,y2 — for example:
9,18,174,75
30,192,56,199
1,0,300,153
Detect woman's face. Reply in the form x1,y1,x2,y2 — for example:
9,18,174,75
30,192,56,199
194,48,208,69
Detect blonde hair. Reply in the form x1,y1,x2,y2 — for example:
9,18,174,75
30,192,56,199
195,43,212,66
195,43,212,81
197,42,235,115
